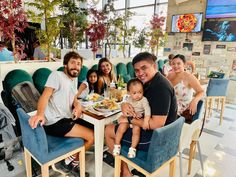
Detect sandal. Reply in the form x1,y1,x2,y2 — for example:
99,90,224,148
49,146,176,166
128,147,136,158
113,144,121,156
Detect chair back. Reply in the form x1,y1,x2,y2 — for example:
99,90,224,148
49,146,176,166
16,108,48,158
146,117,184,172
206,78,229,97
32,68,52,94
157,60,164,73
78,65,89,82
126,62,135,78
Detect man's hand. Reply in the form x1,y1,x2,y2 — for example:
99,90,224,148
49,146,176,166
72,103,82,120
28,114,46,129
121,102,136,117
142,118,150,130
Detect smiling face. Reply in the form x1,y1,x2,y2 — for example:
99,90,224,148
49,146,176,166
88,72,98,84
64,57,82,78
100,61,112,75
134,60,157,83
129,83,143,101
171,57,185,73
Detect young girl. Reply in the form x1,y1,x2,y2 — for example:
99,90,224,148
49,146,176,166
97,58,117,95
113,78,151,158
77,69,99,99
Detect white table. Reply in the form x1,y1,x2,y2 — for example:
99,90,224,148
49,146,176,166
82,111,121,177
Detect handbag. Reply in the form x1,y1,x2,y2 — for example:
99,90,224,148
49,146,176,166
181,109,194,124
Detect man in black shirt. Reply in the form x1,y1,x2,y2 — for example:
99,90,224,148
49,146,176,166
105,52,177,177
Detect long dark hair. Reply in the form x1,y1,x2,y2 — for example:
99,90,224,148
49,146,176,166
86,69,99,93
98,57,116,81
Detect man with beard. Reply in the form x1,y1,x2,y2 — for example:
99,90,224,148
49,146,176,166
29,51,93,177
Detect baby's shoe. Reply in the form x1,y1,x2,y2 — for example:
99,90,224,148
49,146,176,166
128,147,136,158
113,144,121,156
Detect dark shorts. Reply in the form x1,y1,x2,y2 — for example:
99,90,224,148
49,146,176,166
115,124,153,151
44,118,94,137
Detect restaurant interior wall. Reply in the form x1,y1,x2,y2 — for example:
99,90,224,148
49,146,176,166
165,0,236,104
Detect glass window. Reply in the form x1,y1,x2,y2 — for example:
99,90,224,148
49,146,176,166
114,0,126,10
130,0,155,7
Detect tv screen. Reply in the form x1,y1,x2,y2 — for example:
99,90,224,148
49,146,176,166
202,21,236,41
206,0,236,18
171,13,203,33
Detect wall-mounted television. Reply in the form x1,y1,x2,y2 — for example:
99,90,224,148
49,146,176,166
206,0,236,18
171,13,203,33
202,21,236,41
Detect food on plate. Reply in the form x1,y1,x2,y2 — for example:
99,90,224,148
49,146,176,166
177,14,197,32
85,93,101,101
94,99,119,111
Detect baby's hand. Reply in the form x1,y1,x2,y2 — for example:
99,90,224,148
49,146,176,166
142,119,150,130
135,112,143,119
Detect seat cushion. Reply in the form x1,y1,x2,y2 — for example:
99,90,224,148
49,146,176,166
33,135,84,164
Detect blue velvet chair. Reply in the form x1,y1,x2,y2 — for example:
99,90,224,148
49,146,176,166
126,62,135,78
179,100,204,177
116,62,131,83
16,108,86,177
114,117,184,177
205,78,229,125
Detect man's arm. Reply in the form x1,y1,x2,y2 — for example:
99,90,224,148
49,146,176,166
131,115,167,130
72,96,82,119
28,87,54,128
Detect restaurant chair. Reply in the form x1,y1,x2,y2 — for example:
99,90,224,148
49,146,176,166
17,108,86,177
116,62,131,83
126,62,135,78
114,117,184,177
32,68,52,94
179,100,205,177
205,78,229,125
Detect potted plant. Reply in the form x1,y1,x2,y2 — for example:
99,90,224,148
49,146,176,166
148,14,166,56
0,0,28,62
60,0,88,50
26,0,62,61
86,8,107,59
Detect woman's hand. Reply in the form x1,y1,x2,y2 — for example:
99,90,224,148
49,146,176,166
28,114,46,129
121,102,136,117
188,99,198,115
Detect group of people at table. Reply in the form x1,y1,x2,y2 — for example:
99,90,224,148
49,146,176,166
28,51,204,177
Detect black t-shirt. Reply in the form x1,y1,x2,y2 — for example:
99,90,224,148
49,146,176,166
144,72,178,125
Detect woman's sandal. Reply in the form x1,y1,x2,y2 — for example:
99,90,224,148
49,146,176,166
113,144,121,156
128,147,136,158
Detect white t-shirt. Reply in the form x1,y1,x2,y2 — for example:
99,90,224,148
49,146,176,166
44,71,78,125
78,81,90,99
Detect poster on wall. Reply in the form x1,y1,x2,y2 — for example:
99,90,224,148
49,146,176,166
216,44,226,49
183,43,193,51
232,60,236,71
203,44,211,54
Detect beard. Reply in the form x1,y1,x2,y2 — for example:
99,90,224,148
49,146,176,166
66,67,80,78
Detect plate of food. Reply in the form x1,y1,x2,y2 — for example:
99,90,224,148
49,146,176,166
83,93,103,102
93,99,120,113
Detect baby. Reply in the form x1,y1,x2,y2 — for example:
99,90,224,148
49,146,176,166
113,78,151,158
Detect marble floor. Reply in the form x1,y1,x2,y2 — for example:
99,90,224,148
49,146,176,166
2,103,236,177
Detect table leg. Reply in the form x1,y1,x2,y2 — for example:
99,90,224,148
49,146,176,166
94,121,105,177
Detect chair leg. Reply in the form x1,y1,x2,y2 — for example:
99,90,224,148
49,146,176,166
79,146,86,177
208,98,213,117
219,97,225,125
24,149,32,177
188,141,196,175
41,165,49,177
197,141,205,177
179,152,183,177
114,156,121,177
217,98,220,111
169,157,176,177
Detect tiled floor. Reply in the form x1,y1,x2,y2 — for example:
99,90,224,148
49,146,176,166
3,103,236,177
